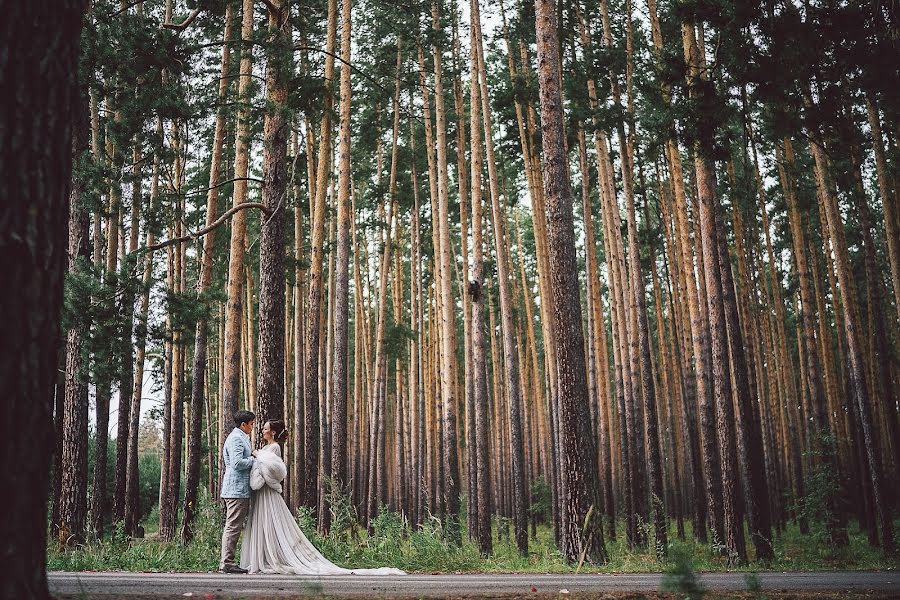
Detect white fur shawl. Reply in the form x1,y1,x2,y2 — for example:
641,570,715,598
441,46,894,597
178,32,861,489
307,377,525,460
250,446,287,493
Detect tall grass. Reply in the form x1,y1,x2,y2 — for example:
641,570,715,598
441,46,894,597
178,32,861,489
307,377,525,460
47,492,898,573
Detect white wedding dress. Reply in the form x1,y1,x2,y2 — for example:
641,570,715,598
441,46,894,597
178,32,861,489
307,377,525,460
240,442,405,575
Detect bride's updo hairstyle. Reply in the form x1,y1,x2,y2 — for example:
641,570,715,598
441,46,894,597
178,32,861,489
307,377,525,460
268,419,288,444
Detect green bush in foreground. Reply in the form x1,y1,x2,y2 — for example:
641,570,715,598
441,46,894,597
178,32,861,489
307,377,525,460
48,493,899,573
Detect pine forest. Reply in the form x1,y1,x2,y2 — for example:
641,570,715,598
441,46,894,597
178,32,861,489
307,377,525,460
17,0,900,582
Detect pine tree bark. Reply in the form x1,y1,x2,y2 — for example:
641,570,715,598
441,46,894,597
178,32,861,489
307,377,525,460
805,92,894,553
181,4,235,543
681,23,746,564
0,1,83,593
778,134,846,546
430,0,462,544
256,0,290,434
714,168,773,562
330,0,353,504
367,92,397,521
644,0,712,544
112,144,140,525
58,86,91,546
471,0,527,555
292,127,306,512
126,143,158,536
533,0,606,564
222,0,255,474
467,10,493,553
302,0,337,510
160,121,186,541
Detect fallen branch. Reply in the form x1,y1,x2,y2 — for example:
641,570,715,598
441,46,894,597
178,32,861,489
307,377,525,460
146,202,271,252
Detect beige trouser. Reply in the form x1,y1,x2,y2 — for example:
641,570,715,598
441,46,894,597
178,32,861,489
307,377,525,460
220,498,250,568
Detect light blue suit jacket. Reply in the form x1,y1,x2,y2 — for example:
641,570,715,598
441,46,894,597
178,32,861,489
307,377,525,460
220,427,255,499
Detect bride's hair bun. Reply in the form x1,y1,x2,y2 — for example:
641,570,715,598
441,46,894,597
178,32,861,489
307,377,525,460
268,419,288,443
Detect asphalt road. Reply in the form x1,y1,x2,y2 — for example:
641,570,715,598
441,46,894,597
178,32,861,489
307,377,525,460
48,570,900,597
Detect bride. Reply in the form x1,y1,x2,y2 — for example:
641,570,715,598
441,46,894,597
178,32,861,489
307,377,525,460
240,419,405,575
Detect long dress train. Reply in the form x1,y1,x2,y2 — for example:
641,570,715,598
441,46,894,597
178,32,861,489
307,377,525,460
240,442,405,575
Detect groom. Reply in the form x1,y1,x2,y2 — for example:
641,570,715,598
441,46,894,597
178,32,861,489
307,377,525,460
219,410,256,574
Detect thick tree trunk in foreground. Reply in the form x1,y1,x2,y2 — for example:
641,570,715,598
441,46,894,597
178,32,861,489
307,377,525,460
0,2,83,595
533,0,607,564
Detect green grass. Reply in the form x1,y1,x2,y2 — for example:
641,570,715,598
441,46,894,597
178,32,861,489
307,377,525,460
47,495,899,574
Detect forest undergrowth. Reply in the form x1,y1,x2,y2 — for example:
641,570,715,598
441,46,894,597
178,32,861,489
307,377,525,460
47,492,898,574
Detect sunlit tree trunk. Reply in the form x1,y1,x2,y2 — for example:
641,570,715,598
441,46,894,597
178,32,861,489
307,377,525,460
330,0,353,518
430,0,462,543
471,0,526,554
222,0,255,472
302,0,337,509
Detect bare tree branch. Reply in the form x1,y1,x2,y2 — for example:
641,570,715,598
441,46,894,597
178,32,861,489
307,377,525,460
163,7,202,31
146,203,271,252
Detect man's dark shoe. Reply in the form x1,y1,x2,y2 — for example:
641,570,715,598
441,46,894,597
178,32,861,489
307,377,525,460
219,565,249,574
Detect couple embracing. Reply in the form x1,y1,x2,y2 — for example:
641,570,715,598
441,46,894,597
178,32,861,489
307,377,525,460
219,410,405,575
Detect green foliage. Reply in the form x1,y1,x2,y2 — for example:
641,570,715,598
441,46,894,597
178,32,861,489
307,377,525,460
795,434,847,553
662,544,706,600
49,492,222,572
745,572,768,600
137,452,162,524
50,482,897,575
529,476,552,524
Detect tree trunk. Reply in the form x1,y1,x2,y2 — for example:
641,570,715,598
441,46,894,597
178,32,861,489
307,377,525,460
330,0,353,507
57,86,91,546
302,0,337,511
0,1,82,593
430,0,462,544
256,0,289,435
160,120,185,541
467,8,493,553
113,144,140,525
778,134,847,546
533,0,607,564
682,22,744,562
181,4,236,543
222,0,255,476
471,0,527,555
125,121,160,536
806,92,894,553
